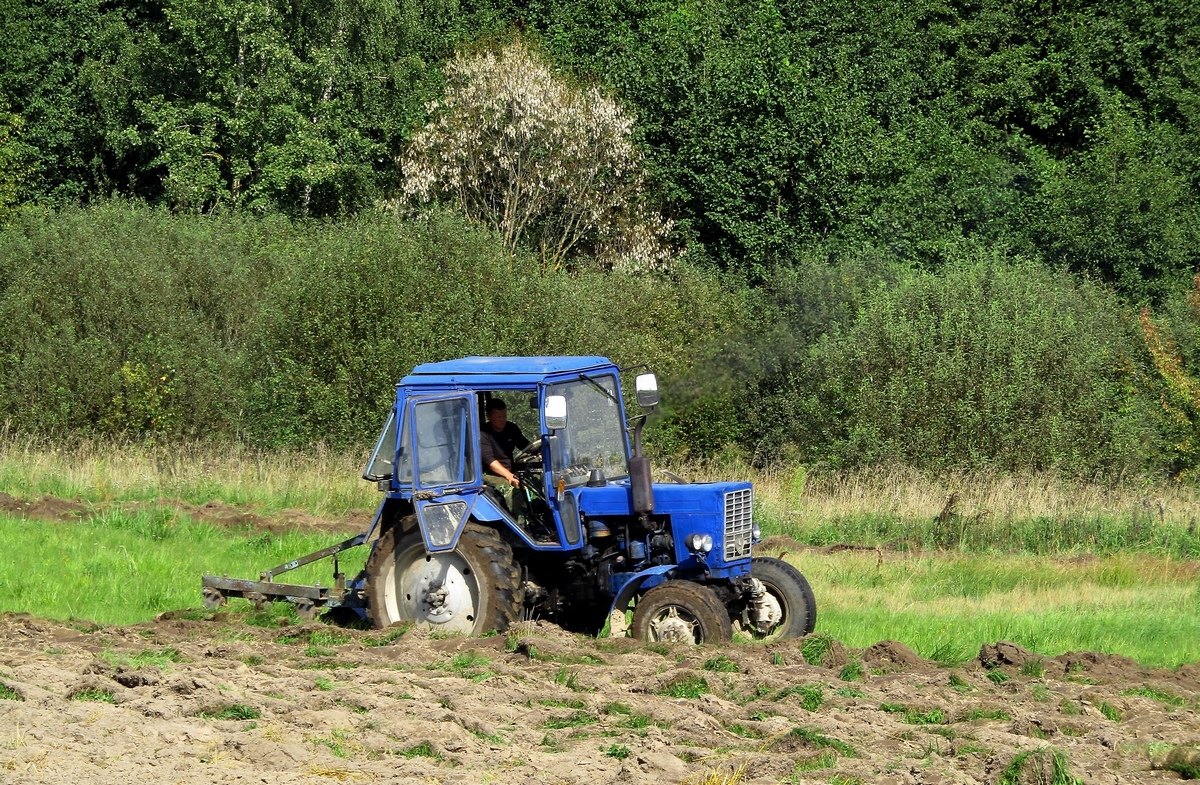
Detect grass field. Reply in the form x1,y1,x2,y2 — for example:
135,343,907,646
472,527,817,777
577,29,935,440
2,435,1198,666
0,509,368,625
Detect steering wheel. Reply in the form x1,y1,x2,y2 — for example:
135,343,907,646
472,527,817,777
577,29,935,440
512,438,543,466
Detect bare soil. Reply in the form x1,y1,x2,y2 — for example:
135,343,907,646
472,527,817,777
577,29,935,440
1,498,1197,782
0,613,1197,784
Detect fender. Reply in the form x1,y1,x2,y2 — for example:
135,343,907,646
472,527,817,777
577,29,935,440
604,564,676,632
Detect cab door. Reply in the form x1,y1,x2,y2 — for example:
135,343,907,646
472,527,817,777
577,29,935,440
401,393,483,551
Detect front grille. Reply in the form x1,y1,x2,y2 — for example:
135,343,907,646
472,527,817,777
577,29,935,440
724,488,753,560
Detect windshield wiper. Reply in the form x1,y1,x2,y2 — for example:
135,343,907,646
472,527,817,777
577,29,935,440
578,372,621,406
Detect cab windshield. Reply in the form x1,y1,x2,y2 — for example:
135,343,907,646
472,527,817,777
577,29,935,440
547,375,629,487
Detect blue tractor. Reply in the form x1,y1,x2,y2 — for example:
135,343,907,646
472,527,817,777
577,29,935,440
203,356,815,644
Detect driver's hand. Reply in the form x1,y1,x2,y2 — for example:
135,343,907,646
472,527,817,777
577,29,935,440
508,475,521,488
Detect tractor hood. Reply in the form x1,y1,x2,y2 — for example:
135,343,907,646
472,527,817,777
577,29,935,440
575,480,751,517
575,480,755,566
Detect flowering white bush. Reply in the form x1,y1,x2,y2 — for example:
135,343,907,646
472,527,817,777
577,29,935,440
401,42,674,272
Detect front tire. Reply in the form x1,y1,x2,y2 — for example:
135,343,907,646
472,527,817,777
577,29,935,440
743,556,817,639
632,581,733,644
365,521,523,634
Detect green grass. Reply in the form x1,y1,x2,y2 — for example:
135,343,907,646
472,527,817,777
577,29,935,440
1122,686,1186,707
199,703,261,720
838,659,864,682
100,647,183,669
0,509,367,626
800,632,835,665
541,711,597,729
790,749,837,774
961,708,1011,721
3,445,1199,670
399,741,441,759
775,683,824,711
783,550,1200,667
880,702,946,725
72,688,115,703
788,726,857,757
997,747,1083,785
751,468,1200,559
657,674,709,699
703,654,740,672
0,682,22,701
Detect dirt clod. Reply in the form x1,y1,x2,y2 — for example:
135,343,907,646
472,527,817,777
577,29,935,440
862,639,926,673
980,640,1037,670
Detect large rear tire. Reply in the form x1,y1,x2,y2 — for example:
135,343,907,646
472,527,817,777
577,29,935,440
631,581,733,644
365,521,523,634
743,556,817,639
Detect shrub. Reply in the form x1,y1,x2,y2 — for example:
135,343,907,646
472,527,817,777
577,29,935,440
767,252,1162,475
401,40,673,272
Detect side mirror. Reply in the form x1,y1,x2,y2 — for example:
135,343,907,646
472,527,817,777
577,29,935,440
544,395,567,431
635,373,660,408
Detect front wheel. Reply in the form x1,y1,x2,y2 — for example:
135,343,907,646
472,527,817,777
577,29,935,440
632,581,733,644
365,521,523,634
741,557,817,639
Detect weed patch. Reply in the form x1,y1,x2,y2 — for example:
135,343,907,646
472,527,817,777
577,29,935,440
880,702,946,725
838,659,864,682
998,747,1083,785
789,726,857,757
399,741,441,759
200,704,261,720
800,632,835,666
704,654,740,672
658,674,709,699
960,708,1011,722
1123,686,1185,706
542,711,597,730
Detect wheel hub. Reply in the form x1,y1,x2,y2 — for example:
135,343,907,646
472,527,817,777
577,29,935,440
395,551,479,632
648,606,699,644
748,578,784,634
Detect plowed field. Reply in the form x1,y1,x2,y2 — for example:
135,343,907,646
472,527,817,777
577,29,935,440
1,611,1197,784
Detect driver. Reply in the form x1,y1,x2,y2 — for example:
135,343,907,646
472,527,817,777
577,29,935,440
480,398,530,513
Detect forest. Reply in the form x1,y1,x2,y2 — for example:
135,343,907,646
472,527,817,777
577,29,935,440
2,0,1200,479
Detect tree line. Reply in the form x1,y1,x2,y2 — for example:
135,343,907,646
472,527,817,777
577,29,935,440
2,203,1200,481
3,1,1200,478
3,0,1198,297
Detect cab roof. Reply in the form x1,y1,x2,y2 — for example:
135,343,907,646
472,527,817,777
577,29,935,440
401,356,617,387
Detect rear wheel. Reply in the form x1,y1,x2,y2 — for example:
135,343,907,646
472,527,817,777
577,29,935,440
632,581,732,644
741,557,817,639
365,521,523,634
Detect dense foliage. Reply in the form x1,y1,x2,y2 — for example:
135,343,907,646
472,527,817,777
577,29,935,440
3,0,1198,298
2,1,1200,478
0,203,742,446
0,203,1192,480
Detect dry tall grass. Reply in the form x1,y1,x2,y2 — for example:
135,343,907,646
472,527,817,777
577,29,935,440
0,429,376,515
5,429,1200,545
663,457,1200,553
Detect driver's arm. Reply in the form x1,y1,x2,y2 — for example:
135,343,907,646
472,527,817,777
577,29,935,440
486,459,520,488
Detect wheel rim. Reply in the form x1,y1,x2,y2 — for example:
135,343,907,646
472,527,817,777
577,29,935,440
647,604,703,644
385,543,480,633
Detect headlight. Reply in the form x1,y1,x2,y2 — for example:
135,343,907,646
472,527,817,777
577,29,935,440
751,524,762,541
687,533,704,551
700,534,713,553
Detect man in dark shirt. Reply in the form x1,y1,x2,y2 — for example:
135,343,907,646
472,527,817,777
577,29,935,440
481,399,530,514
